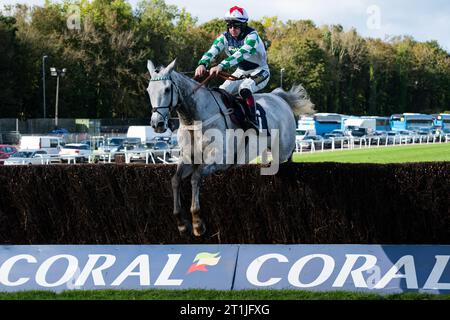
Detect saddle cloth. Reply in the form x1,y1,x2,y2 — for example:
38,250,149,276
212,88,268,132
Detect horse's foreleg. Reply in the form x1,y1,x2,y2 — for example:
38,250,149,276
190,164,206,237
172,163,193,235
190,164,230,237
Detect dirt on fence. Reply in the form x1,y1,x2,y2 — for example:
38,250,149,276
0,163,449,244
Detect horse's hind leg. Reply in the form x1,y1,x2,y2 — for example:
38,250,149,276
190,164,206,237
172,163,193,235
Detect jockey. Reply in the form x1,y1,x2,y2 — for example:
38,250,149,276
195,5,270,129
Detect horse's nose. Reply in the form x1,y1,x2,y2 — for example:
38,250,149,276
150,115,160,128
155,122,166,133
151,119,165,128
151,119,166,133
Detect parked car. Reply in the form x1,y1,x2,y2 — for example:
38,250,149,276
59,143,92,163
123,141,172,163
122,137,142,148
386,131,402,144
323,132,347,148
49,128,69,135
297,135,325,150
4,149,53,165
0,145,18,165
113,138,143,155
152,141,171,161
323,131,345,139
296,129,316,142
348,127,369,138
414,127,432,137
367,131,388,145
398,130,416,143
97,137,128,154
328,129,349,137
124,144,151,162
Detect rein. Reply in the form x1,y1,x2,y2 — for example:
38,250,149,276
149,70,238,132
190,71,241,130
193,71,240,93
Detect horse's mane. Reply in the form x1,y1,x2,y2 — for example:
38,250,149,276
152,66,200,87
173,70,202,87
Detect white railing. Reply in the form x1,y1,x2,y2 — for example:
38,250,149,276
84,148,182,165
295,133,450,155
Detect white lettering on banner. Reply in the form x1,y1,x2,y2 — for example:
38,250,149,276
247,254,288,286
155,254,183,286
36,255,79,287
111,254,150,286
333,254,378,288
288,254,335,288
1,250,449,291
374,255,418,289
0,254,37,286
246,253,433,290
74,254,116,286
424,256,450,290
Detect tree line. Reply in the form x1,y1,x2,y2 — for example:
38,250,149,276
0,0,449,120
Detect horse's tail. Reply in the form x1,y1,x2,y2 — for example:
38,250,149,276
271,85,316,116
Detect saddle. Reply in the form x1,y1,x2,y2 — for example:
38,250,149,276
212,88,268,132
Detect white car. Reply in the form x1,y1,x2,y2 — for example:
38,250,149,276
4,149,53,165
97,137,127,154
59,143,91,163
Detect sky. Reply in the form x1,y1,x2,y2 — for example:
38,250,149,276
2,0,449,51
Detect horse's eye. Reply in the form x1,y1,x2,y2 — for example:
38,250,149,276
165,87,170,93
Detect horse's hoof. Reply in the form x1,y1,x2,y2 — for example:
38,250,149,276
193,222,206,237
177,220,192,236
178,224,188,234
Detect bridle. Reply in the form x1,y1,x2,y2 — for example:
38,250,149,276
149,75,180,127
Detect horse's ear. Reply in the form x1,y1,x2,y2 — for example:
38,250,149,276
147,60,156,76
165,59,177,74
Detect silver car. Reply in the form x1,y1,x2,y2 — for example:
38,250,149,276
4,149,52,165
59,143,92,163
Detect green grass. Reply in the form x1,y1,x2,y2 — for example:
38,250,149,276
293,143,450,163
0,289,449,300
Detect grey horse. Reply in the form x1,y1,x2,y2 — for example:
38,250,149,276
146,59,314,237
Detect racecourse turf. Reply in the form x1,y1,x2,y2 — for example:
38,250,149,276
0,289,449,300
293,143,450,163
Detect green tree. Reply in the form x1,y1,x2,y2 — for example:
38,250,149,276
1,0,449,120
0,15,21,117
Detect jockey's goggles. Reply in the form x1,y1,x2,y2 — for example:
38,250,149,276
226,21,244,29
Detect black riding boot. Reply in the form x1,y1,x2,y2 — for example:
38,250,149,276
240,89,258,130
